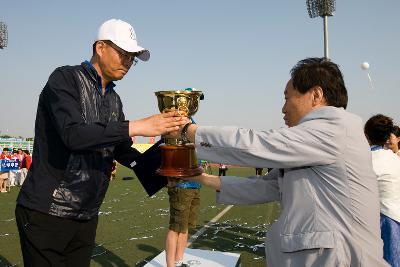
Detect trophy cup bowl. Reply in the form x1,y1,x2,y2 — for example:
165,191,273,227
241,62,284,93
155,90,204,177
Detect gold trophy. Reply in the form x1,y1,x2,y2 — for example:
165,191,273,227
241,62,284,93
155,90,204,177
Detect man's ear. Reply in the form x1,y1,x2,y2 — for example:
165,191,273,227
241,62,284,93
95,41,106,57
311,86,326,106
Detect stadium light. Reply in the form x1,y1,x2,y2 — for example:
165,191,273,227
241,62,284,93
306,0,336,59
0,21,8,49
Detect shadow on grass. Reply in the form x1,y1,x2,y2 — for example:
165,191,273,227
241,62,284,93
135,244,163,267
188,202,280,267
0,255,13,267
122,177,135,181
91,243,129,267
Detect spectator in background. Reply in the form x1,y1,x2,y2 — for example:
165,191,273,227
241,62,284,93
0,148,10,159
365,114,400,267
11,150,17,158
16,149,24,185
0,148,10,193
385,125,400,157
218,163,227,176
24,151,32,169
200,160,212,174
8,150,21,186
20,150,32,185
255,168,263,176
16,149,24,165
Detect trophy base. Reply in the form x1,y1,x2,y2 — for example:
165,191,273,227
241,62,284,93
156,144,203,177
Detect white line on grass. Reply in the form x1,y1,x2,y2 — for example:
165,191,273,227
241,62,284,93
187,205,234,247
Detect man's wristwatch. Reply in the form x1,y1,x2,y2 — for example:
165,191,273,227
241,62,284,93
181,123,192,143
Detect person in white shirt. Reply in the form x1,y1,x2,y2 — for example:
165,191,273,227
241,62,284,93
365,114,400,267
8,150,21,186
385,125,400,157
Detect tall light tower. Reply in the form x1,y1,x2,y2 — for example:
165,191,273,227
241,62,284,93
306,0,336,59
0,21,8,49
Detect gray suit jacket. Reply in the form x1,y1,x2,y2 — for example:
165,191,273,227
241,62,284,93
195,107,388,267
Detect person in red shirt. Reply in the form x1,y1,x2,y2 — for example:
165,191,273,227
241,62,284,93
17,149,24,167
25,151,32,170
0,148,11,160
21,150,32,185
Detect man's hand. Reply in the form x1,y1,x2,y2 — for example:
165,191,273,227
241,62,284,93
180,173,221,191
164,123,187,139
129,111,189,137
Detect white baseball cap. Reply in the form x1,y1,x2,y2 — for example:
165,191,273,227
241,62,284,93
96,19,150,61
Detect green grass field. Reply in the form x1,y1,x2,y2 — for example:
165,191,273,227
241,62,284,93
0,166,280,267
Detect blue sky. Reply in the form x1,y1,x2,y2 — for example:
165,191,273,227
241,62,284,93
1,0,399,137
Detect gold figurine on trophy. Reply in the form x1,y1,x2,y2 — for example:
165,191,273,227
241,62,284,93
155,89,204,177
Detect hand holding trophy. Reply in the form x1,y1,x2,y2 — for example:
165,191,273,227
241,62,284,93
155,89,204,177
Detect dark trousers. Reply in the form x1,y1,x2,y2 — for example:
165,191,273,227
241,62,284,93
15,205,98,267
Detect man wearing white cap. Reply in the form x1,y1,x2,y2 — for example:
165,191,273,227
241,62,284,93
15,19,188,267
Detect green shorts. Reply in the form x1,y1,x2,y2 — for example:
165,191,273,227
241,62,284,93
168,187,200,233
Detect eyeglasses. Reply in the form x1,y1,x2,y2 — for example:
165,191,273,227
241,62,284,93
103,41,139,66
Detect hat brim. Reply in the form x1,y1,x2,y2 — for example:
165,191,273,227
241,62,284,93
116,41,150,61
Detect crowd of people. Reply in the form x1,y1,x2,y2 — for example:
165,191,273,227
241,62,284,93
0,147,32,192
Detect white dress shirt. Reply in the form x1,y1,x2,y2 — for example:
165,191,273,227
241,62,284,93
371,147,400,222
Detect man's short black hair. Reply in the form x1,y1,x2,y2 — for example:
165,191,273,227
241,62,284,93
364,114,394,146
92,42,98,56
392,125,400,137
290,57,348,109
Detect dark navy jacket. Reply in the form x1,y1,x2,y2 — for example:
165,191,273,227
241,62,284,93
17,62,142,220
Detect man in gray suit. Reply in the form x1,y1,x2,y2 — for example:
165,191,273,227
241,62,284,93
174,58,389,266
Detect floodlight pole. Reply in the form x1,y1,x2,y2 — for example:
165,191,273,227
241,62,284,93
306,0,335,60
0,21,8,49
323,16,329,59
